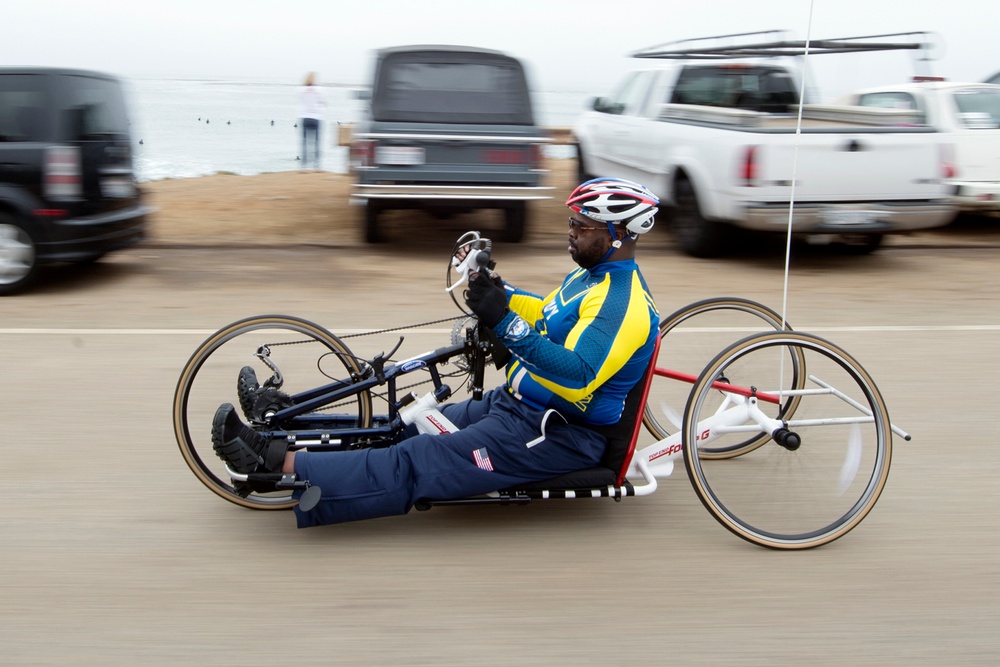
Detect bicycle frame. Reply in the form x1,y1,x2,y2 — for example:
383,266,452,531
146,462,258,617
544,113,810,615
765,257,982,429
231,328,904,494
626,366,909,498
243,326,487,452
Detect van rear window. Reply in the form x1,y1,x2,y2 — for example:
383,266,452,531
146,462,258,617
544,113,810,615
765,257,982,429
372,52,534,125
0,74,50,142
57,74,130,140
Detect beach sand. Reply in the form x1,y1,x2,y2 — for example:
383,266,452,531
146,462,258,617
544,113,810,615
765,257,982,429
141,159,579,248
140,159,991,252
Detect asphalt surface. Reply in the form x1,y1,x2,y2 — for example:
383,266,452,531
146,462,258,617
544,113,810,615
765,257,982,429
2,219,999,665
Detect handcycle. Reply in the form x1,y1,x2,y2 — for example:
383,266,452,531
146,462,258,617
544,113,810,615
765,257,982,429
173,232,909,550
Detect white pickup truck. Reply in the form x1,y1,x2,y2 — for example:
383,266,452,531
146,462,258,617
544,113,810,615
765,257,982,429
836,80,1000,217
572,32,958,256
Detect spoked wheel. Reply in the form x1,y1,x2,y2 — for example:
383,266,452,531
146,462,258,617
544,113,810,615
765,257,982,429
683,331,892,549
642,298,805,459
173,315,373,510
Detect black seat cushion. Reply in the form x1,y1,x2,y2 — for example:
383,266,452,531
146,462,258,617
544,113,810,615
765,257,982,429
502,466,616,492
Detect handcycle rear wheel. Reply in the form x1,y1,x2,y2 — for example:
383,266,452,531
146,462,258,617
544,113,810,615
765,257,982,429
642,297,805,459
683,331,892,549
173,315,373,510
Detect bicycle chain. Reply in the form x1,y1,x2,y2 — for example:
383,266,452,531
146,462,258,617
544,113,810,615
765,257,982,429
340,315,467,339
260,315,472,411
260,315,465,347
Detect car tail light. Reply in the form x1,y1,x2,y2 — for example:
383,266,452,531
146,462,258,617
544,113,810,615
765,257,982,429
44,145,82,200
481,146,543,169
483,148,525,165
351,140,376,168
741,146,758,186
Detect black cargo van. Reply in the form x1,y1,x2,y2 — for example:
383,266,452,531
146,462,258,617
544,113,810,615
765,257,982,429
0,67,151,294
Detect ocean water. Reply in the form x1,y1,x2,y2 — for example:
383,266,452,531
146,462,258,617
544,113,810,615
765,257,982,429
124,78,590,182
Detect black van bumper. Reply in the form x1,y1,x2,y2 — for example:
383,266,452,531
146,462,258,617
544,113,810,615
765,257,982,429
35,204,154,262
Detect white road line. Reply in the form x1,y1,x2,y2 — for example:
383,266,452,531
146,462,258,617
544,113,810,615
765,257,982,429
0,325,998,335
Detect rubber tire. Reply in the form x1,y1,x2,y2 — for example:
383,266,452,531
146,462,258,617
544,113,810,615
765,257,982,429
503,202,527,243
173,314,373,510
671,178,726,258
575,143,594,183
683,331,892,549
364,202,384,243
641,297,805,459
0,212,40,296
835,233,884,255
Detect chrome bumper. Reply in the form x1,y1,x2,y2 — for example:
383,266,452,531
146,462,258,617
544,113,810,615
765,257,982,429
739,200,957,233
952,181,1000,212
350,183,555,204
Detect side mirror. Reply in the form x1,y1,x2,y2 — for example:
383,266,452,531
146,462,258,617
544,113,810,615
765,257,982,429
591,96,611,113
354,89,372,101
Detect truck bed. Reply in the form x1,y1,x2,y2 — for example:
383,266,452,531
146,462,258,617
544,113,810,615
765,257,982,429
658,103,928,130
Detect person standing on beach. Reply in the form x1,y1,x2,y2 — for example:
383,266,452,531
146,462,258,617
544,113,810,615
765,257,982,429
299,72,326,170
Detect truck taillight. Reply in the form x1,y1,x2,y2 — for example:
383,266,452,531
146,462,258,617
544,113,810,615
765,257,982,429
351,140,376,168
483,149,525,164
44,145,82,200
741,146,758,186
484,145,544,169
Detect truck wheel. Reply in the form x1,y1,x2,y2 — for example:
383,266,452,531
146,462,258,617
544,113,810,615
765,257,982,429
504,202,526,243
0,213,40,296
575,143,594,183
364,202,384,243
835,233,884,255
672,178,725,257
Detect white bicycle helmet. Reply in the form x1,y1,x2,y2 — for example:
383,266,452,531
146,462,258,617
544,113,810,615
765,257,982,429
566,177,659,235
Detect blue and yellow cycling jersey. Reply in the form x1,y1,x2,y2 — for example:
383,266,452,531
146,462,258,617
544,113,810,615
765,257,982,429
492,258,659,426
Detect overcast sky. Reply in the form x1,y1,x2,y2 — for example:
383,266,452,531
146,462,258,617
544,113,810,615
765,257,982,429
6,0,998,94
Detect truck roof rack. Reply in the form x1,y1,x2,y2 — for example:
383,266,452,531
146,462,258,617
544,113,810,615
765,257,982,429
631,30,938,60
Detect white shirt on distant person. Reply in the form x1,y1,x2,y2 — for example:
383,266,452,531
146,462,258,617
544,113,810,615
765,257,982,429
300,86,326,120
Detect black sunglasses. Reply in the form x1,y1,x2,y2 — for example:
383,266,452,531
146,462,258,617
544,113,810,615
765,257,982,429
568,217,605,232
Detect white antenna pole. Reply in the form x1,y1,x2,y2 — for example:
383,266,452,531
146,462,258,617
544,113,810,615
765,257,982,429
782,0,817,330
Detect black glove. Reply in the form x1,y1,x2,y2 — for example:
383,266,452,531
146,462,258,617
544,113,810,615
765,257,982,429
465,272,509,328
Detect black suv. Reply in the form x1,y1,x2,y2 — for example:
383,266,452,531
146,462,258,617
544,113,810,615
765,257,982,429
0,67,151,294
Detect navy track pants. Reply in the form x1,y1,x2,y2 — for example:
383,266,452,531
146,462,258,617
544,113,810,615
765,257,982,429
292,388,607,527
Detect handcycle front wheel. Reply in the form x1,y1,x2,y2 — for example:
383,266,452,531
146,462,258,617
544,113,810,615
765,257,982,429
683,331,892,549
173,315,373,510
643,297,805,459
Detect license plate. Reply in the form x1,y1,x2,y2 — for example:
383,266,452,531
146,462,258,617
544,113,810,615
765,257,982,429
820,209,880,226
375,146,425,166
100,178,136,198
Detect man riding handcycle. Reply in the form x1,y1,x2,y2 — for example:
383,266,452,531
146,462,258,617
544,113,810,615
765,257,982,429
210,177,662,528
174,177,903,549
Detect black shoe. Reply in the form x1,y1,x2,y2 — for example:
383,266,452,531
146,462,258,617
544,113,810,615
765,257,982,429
236,366,259,420
212,402,283,474
237,366,293,422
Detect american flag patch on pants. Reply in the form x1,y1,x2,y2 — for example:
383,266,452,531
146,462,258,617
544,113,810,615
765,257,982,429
472,447,494,472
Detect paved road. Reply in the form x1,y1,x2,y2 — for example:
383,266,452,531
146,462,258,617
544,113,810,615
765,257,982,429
2,226,999,665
